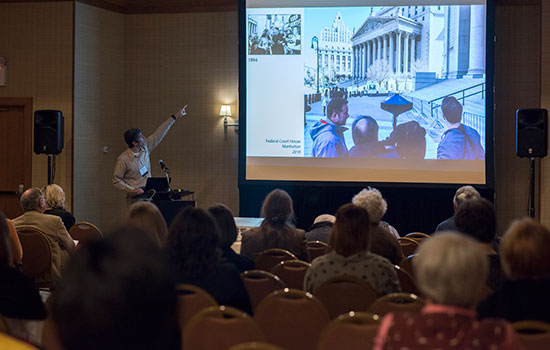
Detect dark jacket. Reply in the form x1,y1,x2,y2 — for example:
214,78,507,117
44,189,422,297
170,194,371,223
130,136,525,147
0,265,47,320
478,278,550,323
221,246,255,273
178,262,253,315
305,222,333,243
241,225,307,261
45,208,76,231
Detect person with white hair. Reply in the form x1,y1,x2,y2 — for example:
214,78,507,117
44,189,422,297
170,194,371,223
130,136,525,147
374,232,522,350
435,185,480,233
352,187,399,238
44,184,76,231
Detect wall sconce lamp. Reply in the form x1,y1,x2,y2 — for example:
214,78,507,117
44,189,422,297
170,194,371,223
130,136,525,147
220,105,238,131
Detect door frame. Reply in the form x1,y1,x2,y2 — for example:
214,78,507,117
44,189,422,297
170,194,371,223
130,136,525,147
0,97,33,192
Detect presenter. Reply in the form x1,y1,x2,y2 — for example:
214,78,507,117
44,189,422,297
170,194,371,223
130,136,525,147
113,105,187,204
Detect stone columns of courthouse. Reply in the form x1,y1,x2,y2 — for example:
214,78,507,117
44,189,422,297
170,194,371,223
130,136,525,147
467,4,486,76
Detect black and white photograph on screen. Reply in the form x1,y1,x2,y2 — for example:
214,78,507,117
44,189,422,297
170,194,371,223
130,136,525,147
248,14,302,55
303,6,486,159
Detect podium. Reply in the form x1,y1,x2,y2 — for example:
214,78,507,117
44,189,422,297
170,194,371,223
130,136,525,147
152,199,196,226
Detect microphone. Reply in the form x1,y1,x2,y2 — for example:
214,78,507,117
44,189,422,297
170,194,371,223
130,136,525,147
159,160,169,172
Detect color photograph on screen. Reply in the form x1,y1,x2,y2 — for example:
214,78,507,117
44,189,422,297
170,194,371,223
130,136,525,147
244,2,488,184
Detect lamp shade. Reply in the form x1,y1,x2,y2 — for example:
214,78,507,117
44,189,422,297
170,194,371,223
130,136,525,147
219,105,231,117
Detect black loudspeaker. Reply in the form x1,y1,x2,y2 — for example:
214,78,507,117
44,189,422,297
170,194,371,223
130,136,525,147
34,110,64,155
516,108,547,158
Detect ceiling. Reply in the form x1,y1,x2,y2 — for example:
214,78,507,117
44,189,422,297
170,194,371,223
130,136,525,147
0,0,238,13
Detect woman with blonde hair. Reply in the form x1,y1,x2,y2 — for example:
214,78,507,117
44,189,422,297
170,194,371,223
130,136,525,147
241,189,307,260
44,184,75,230
127,201,168,246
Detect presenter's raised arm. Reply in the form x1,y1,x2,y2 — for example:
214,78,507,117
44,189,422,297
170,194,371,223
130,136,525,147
146,104,188,150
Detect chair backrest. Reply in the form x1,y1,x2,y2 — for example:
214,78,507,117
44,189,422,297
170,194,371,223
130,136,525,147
394,265,420,295
368,293,426,317
254,289,330,350
183,306,265,350
16,226,53,280
241,270,287,310
68,222,102,245
399,254,416,280
228,342,286,350
397,237,420,257
306,241,329,262
313,276,379,319
512,321,550,350
255,249,298,272
271,260,310,290
317,312,381,350
404,232,430,244
176,284,218,330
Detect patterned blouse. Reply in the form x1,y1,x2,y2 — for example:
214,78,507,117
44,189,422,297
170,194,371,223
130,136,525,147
303,251,401,296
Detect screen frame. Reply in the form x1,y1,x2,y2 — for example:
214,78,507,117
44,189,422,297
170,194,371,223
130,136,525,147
238,0,495,190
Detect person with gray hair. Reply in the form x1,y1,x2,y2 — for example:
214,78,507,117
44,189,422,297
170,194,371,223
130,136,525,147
435,185,480,233
374,232,522,350
13,187,75,286
352,187,399,238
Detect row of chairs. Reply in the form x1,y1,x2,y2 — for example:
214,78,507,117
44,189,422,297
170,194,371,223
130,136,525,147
180,285,423,350
15,222,102,290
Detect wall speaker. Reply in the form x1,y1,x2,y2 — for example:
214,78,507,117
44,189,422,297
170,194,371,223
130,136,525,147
516,108,547,158
34,110,64,155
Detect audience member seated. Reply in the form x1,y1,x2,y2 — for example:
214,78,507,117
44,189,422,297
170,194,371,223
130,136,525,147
5,218,23,268
165,207,252,314
374,232,523,350
43,184,76,231
369,225,404,265
52,227,180,350
208,203,255,272
127,201,168,246
478,218,550,322
0,211,47,344
305,214,335,243
304,204,401,296
454,198,503,291
348,116,387,158
435,185,480,233
13,187,75,285
241,189,307,261
352,187,399,238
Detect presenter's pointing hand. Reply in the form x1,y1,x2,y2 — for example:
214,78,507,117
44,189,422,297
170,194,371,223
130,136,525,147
176,105,188,118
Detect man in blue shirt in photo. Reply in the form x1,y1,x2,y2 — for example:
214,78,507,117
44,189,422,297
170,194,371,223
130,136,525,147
437,96,485,160
310,97,349,157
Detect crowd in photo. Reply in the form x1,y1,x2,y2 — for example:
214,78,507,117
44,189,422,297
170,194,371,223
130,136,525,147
2,184,549,349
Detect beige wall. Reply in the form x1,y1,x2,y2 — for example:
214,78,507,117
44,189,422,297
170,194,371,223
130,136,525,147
0,2,74,208
123,12,239,214
493,3,542,232
73,2,126,229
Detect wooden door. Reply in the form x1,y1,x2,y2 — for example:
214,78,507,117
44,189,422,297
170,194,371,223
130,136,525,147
0,98,32,219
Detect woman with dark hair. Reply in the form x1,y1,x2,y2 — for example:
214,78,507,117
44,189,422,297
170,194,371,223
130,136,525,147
304,204,400,296
208,203,255,272
165,207,252,314
241,189,307,260
0,211,47,343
